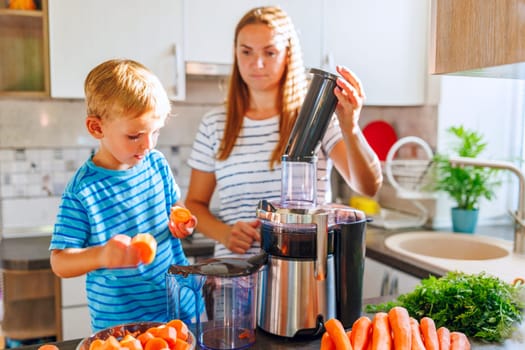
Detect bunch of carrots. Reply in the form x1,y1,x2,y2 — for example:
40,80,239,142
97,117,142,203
321,306,471,350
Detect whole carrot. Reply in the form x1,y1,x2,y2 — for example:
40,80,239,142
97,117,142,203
409,317,426,350
420,317,439,350
371,312,391,350
450,332,470,350
437,327,451,350
320,332,336,350
325,318,353,350
388,306,411,350
350,316,372,350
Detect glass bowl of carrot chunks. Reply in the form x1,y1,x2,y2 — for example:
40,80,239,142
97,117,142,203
76,320,195,350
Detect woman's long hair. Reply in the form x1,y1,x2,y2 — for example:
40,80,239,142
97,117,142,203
217,6,308,169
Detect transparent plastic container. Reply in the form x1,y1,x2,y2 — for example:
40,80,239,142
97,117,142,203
167,255,265,350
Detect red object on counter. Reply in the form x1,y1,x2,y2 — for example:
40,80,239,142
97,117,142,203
362,120,398,161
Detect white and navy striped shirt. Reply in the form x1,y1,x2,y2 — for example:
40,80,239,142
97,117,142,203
188,108,342,257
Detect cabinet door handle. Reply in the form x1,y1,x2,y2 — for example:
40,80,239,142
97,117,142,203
170,43,186,101
380,272,390,297
389,275,399,296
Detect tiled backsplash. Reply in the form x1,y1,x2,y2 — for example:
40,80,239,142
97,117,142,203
0,77,438,237
0,145,193,234
0,147,93,199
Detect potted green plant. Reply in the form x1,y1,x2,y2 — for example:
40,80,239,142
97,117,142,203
432,126,501,233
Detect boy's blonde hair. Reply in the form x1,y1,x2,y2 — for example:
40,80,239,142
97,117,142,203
84,59,171,120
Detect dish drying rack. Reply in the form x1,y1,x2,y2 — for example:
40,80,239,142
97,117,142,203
374,136,436,229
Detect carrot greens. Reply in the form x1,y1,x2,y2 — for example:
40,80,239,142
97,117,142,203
365,271,525,343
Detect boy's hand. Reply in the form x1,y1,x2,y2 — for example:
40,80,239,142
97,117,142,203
169,206,197,239
168,215,197,239
100,234,141,268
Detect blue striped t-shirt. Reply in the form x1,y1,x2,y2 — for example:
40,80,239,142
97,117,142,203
187,108,342,257
50,150,199,332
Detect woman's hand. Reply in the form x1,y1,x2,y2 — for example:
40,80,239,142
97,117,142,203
100,234,141,268
333,65,366,133
224,220,261,254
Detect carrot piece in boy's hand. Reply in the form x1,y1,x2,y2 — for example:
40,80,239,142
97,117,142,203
169,206,196,239
131,233,157,264
170,206,192,224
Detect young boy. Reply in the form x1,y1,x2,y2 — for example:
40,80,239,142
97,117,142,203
49,59,199,332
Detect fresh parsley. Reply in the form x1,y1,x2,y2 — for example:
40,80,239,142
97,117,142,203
365,271,525,343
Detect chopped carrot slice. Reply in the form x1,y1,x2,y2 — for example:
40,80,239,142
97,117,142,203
144,337,170,350
166,319,189,341
170,206,192,224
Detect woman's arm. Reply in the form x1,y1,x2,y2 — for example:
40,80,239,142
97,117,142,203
185,168,260,254
330,65,383,197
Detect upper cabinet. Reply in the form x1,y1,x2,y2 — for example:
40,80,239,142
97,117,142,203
430,0,525,79
323,0,430,106
0,0,49,97
183,0,323,73
4,0,431,104
48,0,185,100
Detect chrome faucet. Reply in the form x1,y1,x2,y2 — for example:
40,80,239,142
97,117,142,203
449,157,525,255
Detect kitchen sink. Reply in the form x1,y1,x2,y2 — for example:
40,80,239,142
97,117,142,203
385,231,510,260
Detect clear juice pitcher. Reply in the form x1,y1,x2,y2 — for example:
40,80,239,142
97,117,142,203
166,253,267,350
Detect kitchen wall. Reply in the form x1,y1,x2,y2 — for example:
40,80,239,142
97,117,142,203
0,76,438,237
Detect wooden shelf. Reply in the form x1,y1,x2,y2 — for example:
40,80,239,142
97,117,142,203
0,0,49,97
0,8,43,18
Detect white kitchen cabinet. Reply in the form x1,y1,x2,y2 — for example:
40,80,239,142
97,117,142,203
61,276,91,340
62,306,92,340
323,0,430,106
48,0,185,100
183,0,323,70
363,257,420,298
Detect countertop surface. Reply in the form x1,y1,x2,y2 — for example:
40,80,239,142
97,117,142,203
1,225,522,349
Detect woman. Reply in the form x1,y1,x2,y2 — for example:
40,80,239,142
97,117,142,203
186,6,382,257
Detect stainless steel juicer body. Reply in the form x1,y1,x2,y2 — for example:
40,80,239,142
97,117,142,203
256,201,336,337
256,201,368,338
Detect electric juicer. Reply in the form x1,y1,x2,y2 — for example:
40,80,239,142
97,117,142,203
256,68,369,338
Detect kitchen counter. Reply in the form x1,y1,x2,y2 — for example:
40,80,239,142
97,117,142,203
11,307,523,350
2,225,522,350
0,233,215,271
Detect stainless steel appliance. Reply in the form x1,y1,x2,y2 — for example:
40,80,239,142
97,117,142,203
256,68,368,338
